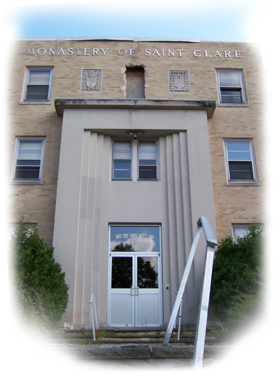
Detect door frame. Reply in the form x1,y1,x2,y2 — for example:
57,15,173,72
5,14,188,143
107,225,163,328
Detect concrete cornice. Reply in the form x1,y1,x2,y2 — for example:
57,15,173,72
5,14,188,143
54,98,216,118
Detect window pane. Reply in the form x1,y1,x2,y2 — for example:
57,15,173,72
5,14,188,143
26,85,49,100
229,161,253,180
139,142,156,161
137,257,158,288
16,160,41,166
221,95,242,103
114,160,131,170
228,151,251,161
139,160,156,166
227,141,250,152
139,166,156,179
219,71,241,87
15,167,40,179
28,70,50,85
227,141,251,161
233,226,249,239
111,257,132,288
110,226,160,252
113,170,131,179
113,160,131,179
113,142,131,160
18,140,42,160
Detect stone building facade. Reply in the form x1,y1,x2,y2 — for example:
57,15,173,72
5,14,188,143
8,38,264,328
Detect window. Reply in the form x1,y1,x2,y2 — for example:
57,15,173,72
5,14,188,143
138,142,157,179
112,141,132,179
232,225,250,240
13,138,45,182
232,224,264,241
112,139,158,181
217,70,247,104
24,67,53,102
126,67,145,98
224,140,257,183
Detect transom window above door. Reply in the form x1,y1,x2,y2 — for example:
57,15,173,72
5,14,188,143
110,225,161,252
112,140,158,181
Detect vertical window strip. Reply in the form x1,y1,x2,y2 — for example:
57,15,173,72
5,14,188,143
25,68,52,101
225,140,255,181
138,142,157,179
113,141,132,179
217,70,247,104
15,139,44,180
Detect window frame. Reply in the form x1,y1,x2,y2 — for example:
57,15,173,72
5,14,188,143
22,67,53,103
216,69,247,105
12,137,46,184
224,139,258,185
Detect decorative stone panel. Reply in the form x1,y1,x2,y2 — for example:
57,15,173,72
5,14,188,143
81,69,102,92
169,70,190,93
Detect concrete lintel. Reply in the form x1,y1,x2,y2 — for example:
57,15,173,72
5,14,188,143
54,98,216,118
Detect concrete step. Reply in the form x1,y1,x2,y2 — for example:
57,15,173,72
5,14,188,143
51,326,223,346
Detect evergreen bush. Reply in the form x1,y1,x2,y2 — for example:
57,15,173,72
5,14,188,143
10,220,69,329
210,225,264,330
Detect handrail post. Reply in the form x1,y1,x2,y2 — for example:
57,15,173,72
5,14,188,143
90,293,98,342
162,223,202,347
193,245,216,368
162,216,218,368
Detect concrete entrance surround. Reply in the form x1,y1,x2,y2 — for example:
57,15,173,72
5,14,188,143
53,99,216,328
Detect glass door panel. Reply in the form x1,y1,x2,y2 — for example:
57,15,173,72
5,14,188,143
111,257,132,288
137,256,158,288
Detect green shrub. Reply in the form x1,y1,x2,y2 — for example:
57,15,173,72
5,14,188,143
10,220,69,329
210,225,264,329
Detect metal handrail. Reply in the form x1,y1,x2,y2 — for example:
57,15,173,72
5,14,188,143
89,293,98,341
162,216,218,368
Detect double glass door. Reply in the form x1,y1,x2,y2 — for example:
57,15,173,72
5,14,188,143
108,226,162,327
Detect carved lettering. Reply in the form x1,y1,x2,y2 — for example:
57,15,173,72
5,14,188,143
118,48,127,56
37,47,46,55
25,46,243,59
101,48,108,55
57,48,65,55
